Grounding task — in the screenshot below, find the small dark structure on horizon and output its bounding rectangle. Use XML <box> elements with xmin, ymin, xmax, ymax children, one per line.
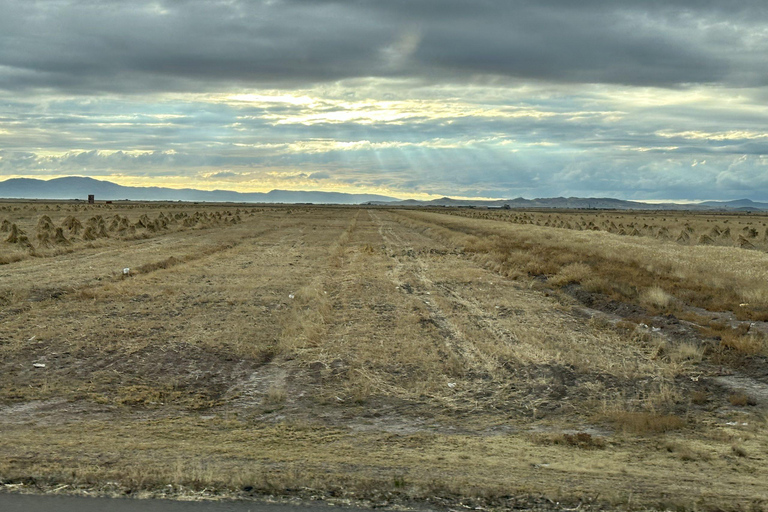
<box><xmin>88</xmin><ymin>194</ymin><xmax>95</xmax><ymax>204</ymax></box>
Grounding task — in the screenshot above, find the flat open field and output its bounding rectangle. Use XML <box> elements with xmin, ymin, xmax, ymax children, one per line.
<box><xmin>1</xmin><ymin>202</ymin><xmax>768</xmax><ymax>511</ymax></box>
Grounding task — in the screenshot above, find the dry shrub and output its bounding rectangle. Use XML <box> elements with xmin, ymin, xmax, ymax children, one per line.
<box><xmin>670</xmin><ymin>342</ymin><xmax>703</xmax><ymax>363</ymax></box>
<box><xmin>728</xmin><ymin>392</ymin><xmax>756</xmax><ymax>407</ymax></box>
<box><xmin>690</xmin><ymin>390</ymin><xmax>708</xmax><ymax>405</ymax></box>
<box><xmin>264</xmin><ymin>385</ymin><xmax>287</xmax><ymax>405</ymax></box>
<box><xmin>0</xmin><ymin>219</ymin><xmax>10</xmax><ymax>232</ymax></box>
<box><xmin>542</xmin><ymin>432</ymin><xmax>606</xmax><ymax>449</ymax></box>
<box><xmin>116</xmin><ymin>385</ymin><xmax>180</xmax><ymax>407</ymax></box>
<box><xmin>343</xmin><ymin>369</ymin><xmax>375</xmax><ymax>404</ymax></box>
<box><xmin>640</xmin><ymin>286</ymin><xmax>673</xmax><ymax>309</ymax></box>
<box><xmin>731</xmin><ymin>444</ymin><xmax>748</xmax><ymax>457</ymax></box>
<box><xmin>719</xmin><ymin>331</ymin><xmax>766</xmax><ymax>355</ymax></box>
<box><xmin>549</xmin><ymin>262</ymin><xmax>592</xmax><ymax>286</ymax></box>
<box><xmin>738</xmin><ymin>286</ymin><xmax>768</xmax><ymax>308</ymax></box>
<box><xmin>664</xmin><ymin>441</ymin><xmax>711</xmax><ymax>462</ymax></box>
<box><xmin>610</xmin><ymin>412</ymin><xmax>686</xmax><ymax>434</ymax></box>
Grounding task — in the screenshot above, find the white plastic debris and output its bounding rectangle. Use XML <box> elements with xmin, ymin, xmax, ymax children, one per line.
<box><xmin>33</xmin><ymin>363</ymin><xmax>46</xmax><ymax>368</ymax></box>
<box><xmin>288</xmin><ymin>293</ymin><xmax>295</xmax><ymax>299</ymax></box>
<box><xmin>447</xmin><ymin>382</ymin><xmax>456</xmax><ymax>388</ymax></box>
<box><xmin>28</xmin><ymin>336</ymin><xmax>36</xmax><ymax>342</ymax></box>
<box><xmin>652</xmin><ymin>327</ymin><xmax>661</xmax><ymax>332</ymax></box>
<box><xmin>123</xmin><ymin>267</ymin><xmax>130</xmax><ymax>275</ymax></box>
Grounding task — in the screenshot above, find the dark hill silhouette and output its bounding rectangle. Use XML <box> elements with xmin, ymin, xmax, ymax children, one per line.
<box><xmin>2</xmin><ymin>177</ymin><xmax>767</xmax><ymax>210</ymax></box>
<box><xmin>0</xmin><ymin>177</ymin><xmax>398</xmax><ymax>204</ymax></box>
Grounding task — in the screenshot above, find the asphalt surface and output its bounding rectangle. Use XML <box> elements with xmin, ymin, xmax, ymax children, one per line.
<box><xmin>0</xmin><ymin>494</ymin><xmax>372</xmax><ymax>512</ymax></box>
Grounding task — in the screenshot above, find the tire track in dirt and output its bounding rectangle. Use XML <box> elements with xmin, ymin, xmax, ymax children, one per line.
<box><xmin>369</xmin><ymin>210</ymin><xmax>503</xmax><ymax>379</ymax></box>
<box><xmin>226</xmin><ymin>213</ymin><xmax>360</xmax><ymax>411</ymax></box>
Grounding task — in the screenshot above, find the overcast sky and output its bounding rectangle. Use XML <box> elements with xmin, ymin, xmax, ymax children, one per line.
<box><xmin>2</xmin><ymin>0</ymin><xmax>768</xmax><ymax>200</ymax></box>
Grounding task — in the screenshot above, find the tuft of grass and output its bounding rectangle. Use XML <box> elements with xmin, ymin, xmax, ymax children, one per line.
<box><xmin>731</xmin><ymin>444</ymin><xmax>748</xmax><ymax>457</ymax></box>
<box><xmin>538</xmin><ymin>432</ymin><xmax>606</xmax><ymax>449</ymax></box>
<box><xmin>640</xmin><ymin>286</ymin><xmax>673</xmax><ymax>309</ymax></box>
<box><xmin>670</xmin><ymin>342</ymin><xmax>704</xmax><ymax>364</ymax></box>
<box><xmin>728</xmin><ymin>392</ymin><xmax>756</xmax><ymax>407</ymax></box>
<box><xmin>609</xmin><ymin>412</ymin><xmax>686</xmax><ymax>434</ymax></box>
<box><xmin>549</xmin><ymin>262</ymin><xmax>592</xmax><ymax>286</ymax></box>
<box><xmin>264</xmin><ymin>385</ymin><xmax>287</xmax><ymax>405</ymax></box>
<box><xmin>690</xmin><ymin>390</ymin><xmax>708</xmax><ymax>405</ymax></box>
<box><xmin>719</xmin><ymin>331</ymin><xmax>766</xmax><ymax>355</ymax></box>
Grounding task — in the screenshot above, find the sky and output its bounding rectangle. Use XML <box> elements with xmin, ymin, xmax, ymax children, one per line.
<box><xmin>2</xmin><ymin>1</ymin><xmax>768</xmax><ymax>201</ymax></box>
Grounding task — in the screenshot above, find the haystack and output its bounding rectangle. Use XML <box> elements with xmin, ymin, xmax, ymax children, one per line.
<box><xmin>36</xmin><ymin>215</ymin><xmax>54</xmax><ymax>231</ymax></box>
<box><xmin>62</xmin><ymin>215</ymin><xmax>83</xmax><ymax>234</ymax></box>
<box><xmin>744</xmin><ymin>227</ymin><xmax>759</xmax><ymax>238</ymax></box>
<box><xmin>82</xmin><ymin>226</ymin><xmax>98</xmax><ymax>241</ymax></box>
<box><xmin>738</xmin><ymin>236</ymin><xmax>755</xmax><ymax>249</ymax></box>
<box><xmin>5</xmin><ymin>224</ymin><xmax>31</xmax><ymax>245</ymax></box>
<box><xmin>53</xmin><ymin>227</ymin><xmax>70</xmax><ymax>245</ymax></box>
<box><xmin>36</xmin><ymin>230</ymin><xmax>52</xmax><ymax>247</ymax></box>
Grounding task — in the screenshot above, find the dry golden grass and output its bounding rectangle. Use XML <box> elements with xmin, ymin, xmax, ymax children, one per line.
<box><xmin>608</xmin><ymin>411</ymin><xmax>686</xmax><ymax>434</ymax></box>
<box><xmin>393</xmin><ymin>209</ymin><xmax>768</xmax><ymax>320</ymax></box>
<box><xmin>640</xmin><ymin>286</ymin><xmax>674</xmax><ymax>309</ymax></box>
<box><xmin>1</xmin><ymin>203</ymin><xmax>768</xmax><ymax>510</ymax></box>
<box><xmin>448</xmin><ymin>207</ymin><xmax>768</xmax><ymax>251</ymax></box>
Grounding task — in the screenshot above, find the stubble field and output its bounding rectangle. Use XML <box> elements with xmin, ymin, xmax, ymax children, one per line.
<box><xmin>1</xmin><ymin>202</ymin><xmax>767</xmax><ymax>511</ymax></box>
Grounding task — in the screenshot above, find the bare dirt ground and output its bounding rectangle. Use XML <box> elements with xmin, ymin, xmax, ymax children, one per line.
<box><xmin>1</xmin><ymin>203</ymin><xmax>767</xmax><ymax>511</ymax></box>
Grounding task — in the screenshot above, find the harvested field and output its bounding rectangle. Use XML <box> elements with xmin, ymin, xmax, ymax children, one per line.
<box><xmin>1</xmin><ymin>202</ymin><xmax>767</xmax><ymax>511</ymax></box>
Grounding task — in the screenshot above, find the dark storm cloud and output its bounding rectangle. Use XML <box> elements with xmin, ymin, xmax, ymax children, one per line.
<box><xmin>2</xmin><ymin>0</ymin><xmax>768</xmax><ymax>93</ymax></box>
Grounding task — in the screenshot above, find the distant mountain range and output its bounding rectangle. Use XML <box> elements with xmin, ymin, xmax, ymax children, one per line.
<box><xmin>0</xmin><ymin>177</ymin><xmax>398</xmax><ymax>204</ymax></box>
<box><xmin>1</xmin><ymin>177</ymin><xmax>767</xmax><ymax>210</ymax></box>
<box><xmin>378</xmin><ymin>196</ymin><xmax>768</xmax><ymax>211</ymax></box>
